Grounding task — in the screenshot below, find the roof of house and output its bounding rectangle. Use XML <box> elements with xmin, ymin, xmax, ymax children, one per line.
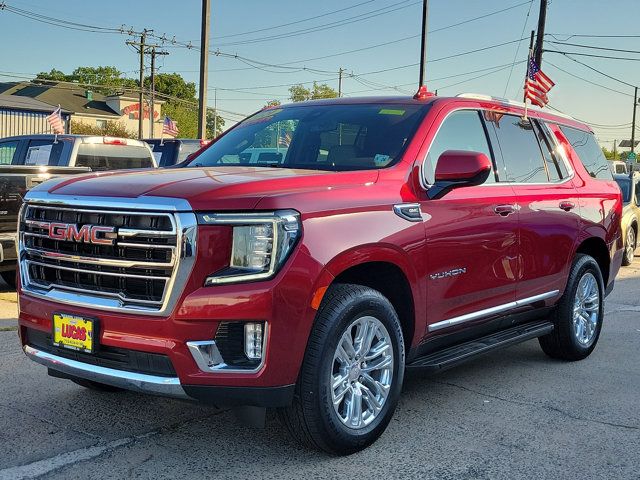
<box><xmin>0</xmin><ymin>94</ymin><xmax>71</xmax><ymax>114</ymax></box>
<box><xmin>0</xmin><ymin>82</ymin><xmax>120</xmax><ymax>117</ymax></box>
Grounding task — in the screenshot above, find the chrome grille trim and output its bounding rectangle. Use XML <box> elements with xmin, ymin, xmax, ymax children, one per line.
<box><xmin>19</xmin><ymin>198</ymin><xmax>197</xmax><ymax>316</ymax></box>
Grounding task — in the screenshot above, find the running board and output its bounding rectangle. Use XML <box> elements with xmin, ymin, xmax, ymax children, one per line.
<box><xmin>407</xmin><ymin>320</ymin><xmax>554</xmax><ymax>372</ymax></box>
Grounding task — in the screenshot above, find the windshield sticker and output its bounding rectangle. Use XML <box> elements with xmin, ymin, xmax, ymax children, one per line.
<box><xmin>378</xmin><ymin>109</ymin><xmax>405</xmax><ymax>116</ymax></box>
<box><xmin>374</xmin><ymin>154</ymin><xmax>391</xmax><ymax>166</ymax></box>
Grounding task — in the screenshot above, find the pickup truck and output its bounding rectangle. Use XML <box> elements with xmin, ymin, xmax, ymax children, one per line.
<box><xmin>16</xmin><ymin>94</ymin><xmax>623</xmax><ymax>454</ymax></box>
<box><xmin>0</xmin><ymin>134</ymin><xmax>155</xmax><ymax>286</ymax></box>
<box><xmin>144</xmin><ymin>138</ymin><xmax>208</xmax><ymax>167</ymax></box>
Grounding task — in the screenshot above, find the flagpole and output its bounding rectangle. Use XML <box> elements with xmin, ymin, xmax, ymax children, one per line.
<box><xmin>523</xmin><ymin>31</ymin><xmax>535</xmax><ymax>122</ymax></box>
<box><xmin>54</xmin><ymin>104</ymin><xmax>60</xmax><ymax>144</ymax></box>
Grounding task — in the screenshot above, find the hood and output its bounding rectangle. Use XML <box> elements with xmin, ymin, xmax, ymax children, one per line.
<box><xmin>38</xmin><ymin>166</ymin><xmax>379</xmax><ymax>211</ymax></box>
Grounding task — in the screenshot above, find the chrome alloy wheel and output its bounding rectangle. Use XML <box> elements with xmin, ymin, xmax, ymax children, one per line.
<box><xmin>627</xmin><ymin>228</ymin><xmax>636</xmax><ymax>262</ymax></box>
<box><xmin>572</xmin><ymin>272</ymin><xmax>600</xmax><ymax>347</ymax></box>
<box><xmin>331</xmin><ymin>316</ymin><xmax>394</xmax><ymax>430</ymax></box>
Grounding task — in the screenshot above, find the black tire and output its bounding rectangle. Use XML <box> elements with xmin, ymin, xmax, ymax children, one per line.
<box><xmin>622</xmin><ymin>225</ymin><xmax>636</xmax><ymax>266</ymax></box>
<box><xmin>0</xmin><ymin>270</ymin><xmax>16</xmax><ymax>288</ymax></box>
<box><xmin>279</xmin><ymin>283</ymin><xmax>405</xmax><ymax>455</ymax></box>
<box><xmin>72</xmin><ymin>378</ymin><xmax>124</xmax><ymax>392</ymax></box>
<box><xmin>539</xmin><ymin>254</ymin><xmax>604</xmax><ymax>361</ymax></box>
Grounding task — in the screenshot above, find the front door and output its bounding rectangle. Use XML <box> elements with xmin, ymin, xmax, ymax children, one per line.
<box><xmin>418</xmin><ymin>107</ymin><xmax>519</xmax><ymax>335</ymax></box>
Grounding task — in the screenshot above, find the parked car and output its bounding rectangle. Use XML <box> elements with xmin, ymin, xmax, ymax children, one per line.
<box><xmin>16</xmin><ymin>94</ymin><xmax>623</xmax><ymax>454</ymax></box>
<box><xmin>0</xmin><ymin>134</ymin><xmax>155</xmax><ymax>286</ymax></box>
<box><xmin>609</xmin><ymin>160</ymin><xmax>628</xmax><ymax>175</ymax></box>
<box><xmin>613</xmin><ymin>173</ymin><xmax>640</xmax><ymax>265</ymax></box>
<box><xmin>144</xmin><ymin>138</ymin><xmax>208</xmax><ymax>167</ymax></box>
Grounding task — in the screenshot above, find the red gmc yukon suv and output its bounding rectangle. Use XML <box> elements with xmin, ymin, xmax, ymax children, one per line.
<box><xmin>17</xmin><ymin>94</ymin><xmax>623</xmax><ymax>454</ymax></box>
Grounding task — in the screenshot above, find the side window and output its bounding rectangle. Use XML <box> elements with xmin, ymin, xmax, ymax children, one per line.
<box><xmin>0</xmin><ymin>141</ymin><xmax>19</xmax><ymax>165</ymax></box>
<box><xmin>24</xmin><ymin>140</ymin><xmax>65</xmax><ymax>166</ymax></box>
<box><xmin>488</xmin><ymin>114</ymin><xmax>548</xmax><ymax>183</ymax></box>
<box><xmin>533</xmin><ymin>120</ymin><xmax>567</xmax><ymax>181</ymax></box>
<box><xmin>425</xmin><ymin>110</ymin><xmax>494</xmax><ymax>184</ymax></box>
<box><xmin>559</xmin><ymin>126</ymin><xmax>613</xmax><ymax>180</ymax></box>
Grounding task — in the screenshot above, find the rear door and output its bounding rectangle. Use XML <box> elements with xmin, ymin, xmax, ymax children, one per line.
<box><xmin>419</xmin><ymin>108</ymin><xmax>519</xmax><ymax>333</ymax></box>
<box><xmin>487</xmin><ymin>113</ymin><xmax>580</xmax><ymax>302</ymax></box>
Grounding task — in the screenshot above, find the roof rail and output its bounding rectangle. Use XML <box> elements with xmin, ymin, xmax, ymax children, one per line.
<box><xmin>455</xmin><ymin>93</ymin><xmax>576</xmax><ymax>121</ymax></box>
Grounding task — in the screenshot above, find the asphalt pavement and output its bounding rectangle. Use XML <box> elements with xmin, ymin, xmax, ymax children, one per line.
<box><xmin>0</xmin><ymin>263</ymin><xmax>638</xmax><ymax>480</ymax></box>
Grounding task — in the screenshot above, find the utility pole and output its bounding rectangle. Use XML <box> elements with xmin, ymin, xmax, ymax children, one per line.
<box><xmin>127</xmin><ymin>29</ymin><xmax>149</xmax><ymax>139</ymax></box>
<box><xmin>534</xmin><ymin>0</ymin><xmax>548</xmax><ymax>66</ymax></box>
<box><xmin>614</xmin><ymin>140</ymin><xmax>617</xmax><ymax>161</ymax></box>
<box><xmin>632</xmin><ymin>86</ymin><xmax>638</xmax><ymax>156</ymax></box>
<box><xmin>149</xmin><ymin>47</ymin><xmax>169</xmax><ymax>137</ymax></box>
<box><xmin>198</xmin><ymin>0</ymin><xmax>211</xmax><ymax>139</ymax></box>
<box><xmin>418</xmin><ymin>0</ymin><xmax>429</xmax><ymax>87</ymax></box>
<box><xmin>338</xmin><ymin>68</ymin><xmax>344</xmax><ymax>97</ymax></box>
<box><xmin>213</xmin><ymin>88</ymin><xmax>218</xmax><ymax>138</ymax></box>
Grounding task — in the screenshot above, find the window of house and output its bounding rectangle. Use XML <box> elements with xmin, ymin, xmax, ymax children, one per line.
<box><xmin>96</xmin><ymin>119</ymin><xmax>107</xmax><ymax>130</ymax></box>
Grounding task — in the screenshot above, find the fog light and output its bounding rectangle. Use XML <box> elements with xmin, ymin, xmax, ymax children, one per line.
<box><xmin>244</xmin><ymin>322</ymin><xmax>264</xmax><ymax>360</ymax></box>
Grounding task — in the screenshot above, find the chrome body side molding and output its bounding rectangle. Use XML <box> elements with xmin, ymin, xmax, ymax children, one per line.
<box><xmin>428</xmin><ymin>290</ymin><xmax>560</xmax><ymax>332</ymax></box>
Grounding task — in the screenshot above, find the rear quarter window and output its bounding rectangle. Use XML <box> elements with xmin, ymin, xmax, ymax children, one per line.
<box><xmin>75</xmin><ymin>144</ymin><xmax>154</xmax><ymax>171</ymax></box>
<box><xmin>560</xmin><ymin>126</ymin><xmax>612</xmax><ymax>180</ymax></box>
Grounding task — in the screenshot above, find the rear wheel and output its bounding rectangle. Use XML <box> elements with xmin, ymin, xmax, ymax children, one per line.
<box><xmin>279</xmin><ymin>284</ymin><xmax>405</xmax><ymax>455</ymax></box>
<box><xmin>622</xmin><ymin>226</ymin><xmax>636</xmax><ymax>266</ymax></box>
<box><xmin>539</xmin><ymin>254</ymin><xmax>604</xmax><ymax>361</ymax></box>
<box><xmin>0</xmin><ymin>271</ymin><xmax>16</xmax><ymax>288</ymax></box>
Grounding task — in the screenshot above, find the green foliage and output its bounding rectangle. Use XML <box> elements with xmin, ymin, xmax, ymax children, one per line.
<box><xmin>37</xmin><ymin>65</ymin><xmax>225</xmax><ymax>139</ymax></box>
<box><xmin>264</xmin><ymin>99</ymin><xmax>282</xmax><ymax>108</ymax></box>
<box><xmin>36</xmin><ymin>66</ymin><xmax>136</xmax><ymax>94</ymax></box>
<box><xmin>288</xmin><ymin>82</ymin><xmax>338</xmax><ymax>102</ymax></box>
<box><xmin>69</xmin><ymin>120</ymin><xmax>136</xmax><ymax>138</ymax></box>
<box><xmin>144</xmin><ymin>73</ymin><xmax>196</xmax><ymax>101</ymax></box>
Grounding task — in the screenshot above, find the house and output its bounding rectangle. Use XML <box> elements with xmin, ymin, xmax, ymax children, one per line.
<box><xmin>0</xmin><ymin>94</ymin><xmax>71</xmax><ymax>137</ymax></box>
<box><xmin>0</xmin><ymin>81</ymin><xmax>166</xmax><ymax>138</ymax></box>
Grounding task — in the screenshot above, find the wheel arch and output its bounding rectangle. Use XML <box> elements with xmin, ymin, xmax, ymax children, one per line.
<box><xmin>575</xmin><ymin>236</ymin><xmax>610</xmax><ymax>286</ymax></box>
<box><xmin>314</xmin><ymin>244</ymin><xmax>423</xmax><ymax>349</ymax></box>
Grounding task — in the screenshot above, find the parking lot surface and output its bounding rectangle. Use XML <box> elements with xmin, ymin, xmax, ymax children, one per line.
<box><xmin>0</xmin><ymin>265</ymin><xmax>638</xmax><ymax>480</ymax></box>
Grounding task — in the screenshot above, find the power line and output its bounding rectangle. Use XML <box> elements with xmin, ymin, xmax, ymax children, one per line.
<box><xmin>503</xmin><ymin>0</ymin><xmax>534</xmax><ymax>96</ymax></box>
<box><xmin>547</xmin><ymin>40</ymin><xmax>640</xmax><ymax>55</ymax></box>
<box><xmin>214</xmin><ymin>1</ymin><xmax>421</xmax><ymax>47</ymax></box>
<box><xmin>543</xmin><ymin>49</ymin><xmax>640</xmax><ymax>62</ymax></box>
<box><xmin>546</xmin><ymin>33</ymin><xmax>640</xmax><ymax>41</ymax></box>
<box><xmin>544</xmin><ymin>60</ymin><xmax>633</xmax><ymax>97</ymax></box>
<box><xmin>213</xmin><ymin>0</ymin><xmax>377</xmax><ymax>40</ymax></box>
<box><xmin>549</xmin><ymin>53</ymin><xmax>637</xmax><ymax>89</ymax></box>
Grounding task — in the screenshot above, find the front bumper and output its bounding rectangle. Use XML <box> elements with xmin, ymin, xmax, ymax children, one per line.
<box><xmin>25</xmin><ymin>345</ymin><xmax>295</xmax><ymax>407</ymax></box>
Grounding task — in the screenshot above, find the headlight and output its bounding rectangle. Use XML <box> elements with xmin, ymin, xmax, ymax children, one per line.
<box><xmin>198</xmin><ymin>210</ymin><xmax>301</xmax><ymax>285</ymax></box>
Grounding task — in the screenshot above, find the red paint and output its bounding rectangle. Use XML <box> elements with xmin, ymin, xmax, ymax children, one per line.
<box><xmin>19</xmin><ymin>96</ymin><xmax>623</xmax><ymax>391</ymax></box>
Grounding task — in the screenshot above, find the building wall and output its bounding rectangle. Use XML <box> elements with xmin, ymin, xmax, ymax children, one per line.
<box><xmin>106</xmin><ymin>97</ymin><xmax>165</xmax><ymax>138</ymax></box>
<box><xmin>0</xmin><ymin>108</ymin><xmax>69</xmax><ymax>138</ymax></box>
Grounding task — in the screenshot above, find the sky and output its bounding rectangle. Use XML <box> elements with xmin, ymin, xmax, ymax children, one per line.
<box><xmin>0</xmin><ymin>0</ymin><xmax>638</xmax><ymax>147</ymax></box>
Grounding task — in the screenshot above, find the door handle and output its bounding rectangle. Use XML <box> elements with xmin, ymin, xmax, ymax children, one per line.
<box><xmin>559</xmin><ymin>201</ymin><xmax>575</xmax><ymax>212</ymax></box>
<box><xmin>494</xmin><ymin>204</ymin><xmax>517</xmax><ymax>217</ymax></box>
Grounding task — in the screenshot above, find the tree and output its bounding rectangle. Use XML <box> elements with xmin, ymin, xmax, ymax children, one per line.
<box><xmin>206</xmin><ymin>109</ymin><xmax>225</xmax><ymax>138</ymax></box>
<box><xmin>288</xmin><ymin>82</ymin><xmax>338</xmax><ymax>102</ymax></box>
<box><xmin>264</xmin><ymin>100</ymin><xmax>282</xmax><ymax>108</ymax></box>
<box><xmin>70</xmin><ymin>120</ymin><xmax>135</xmax><ymax>138</ymax></box>
<box><xmin>145</xmin><ymin>73</ymin><xmax>196</xmax><ymax>101</ymax></box>
<box><xmin>36</xmin><ymin>66</ymin><xmax>136</xmax><ymax>94</ymax></box>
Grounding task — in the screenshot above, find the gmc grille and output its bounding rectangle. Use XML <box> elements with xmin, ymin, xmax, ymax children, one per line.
<box><xmin>19</xmin><ymin>203</ymin><xmax>196</xmax><ymax>314</ymax></box>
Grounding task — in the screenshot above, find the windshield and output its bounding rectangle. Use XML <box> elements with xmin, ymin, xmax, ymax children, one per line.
<box><xmin>615</xmin><ymin>177</ymin><xmax>631</xmax><ymax>203</ymax></box>
<box><xmin>187</xmin><ymin>103</ymin><xmax>428</xmax><ymax>171</ymax></box>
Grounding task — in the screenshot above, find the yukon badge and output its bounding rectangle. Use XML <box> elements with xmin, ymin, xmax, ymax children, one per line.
<box><xmin>430</xmin><ymin>268</ymin><xmax>467</xmax><ymax>280</ymax></box>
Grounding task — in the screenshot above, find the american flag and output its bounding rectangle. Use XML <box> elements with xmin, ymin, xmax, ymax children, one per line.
<box><xmin>46</xmin><ymin>106</ymin><xmax>64</xmax><ymax>134</ymax></box>
<box><xmin>162</xmin><ymin>116</ymin><xmax>178</xmax><ymax>136</ymax></box>
<box><xmin>525</xmin><ymin>58</ymin><xmax>555</xmax><ymax>108</ymax></box>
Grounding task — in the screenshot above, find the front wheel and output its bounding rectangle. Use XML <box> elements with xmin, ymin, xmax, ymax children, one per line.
<box><xmin>539</xmin><ymin>254</ymin><xmax>604</xmax><ymax>361</ymax></box>
<box><xmin>279</xmin><ymin>284</ymin><xmax>405</xmax><ymax>455</ymax></box>
<box><xmin>622</xmin><ymin>226</ymin><xmax>636</xmax><ymax>266</ymax></box>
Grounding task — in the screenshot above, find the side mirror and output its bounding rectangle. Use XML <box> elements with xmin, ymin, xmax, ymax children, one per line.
<box><xmin>427</xmin><ymin>150</ymin><xmax>492</xmax><ymax>199</ymax></box>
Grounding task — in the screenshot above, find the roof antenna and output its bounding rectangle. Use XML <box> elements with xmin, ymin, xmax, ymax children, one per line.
<box><xmin>414</xmin><ymin>0</ymin><xmax>435</xmax><ymax>100</ymax></box>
